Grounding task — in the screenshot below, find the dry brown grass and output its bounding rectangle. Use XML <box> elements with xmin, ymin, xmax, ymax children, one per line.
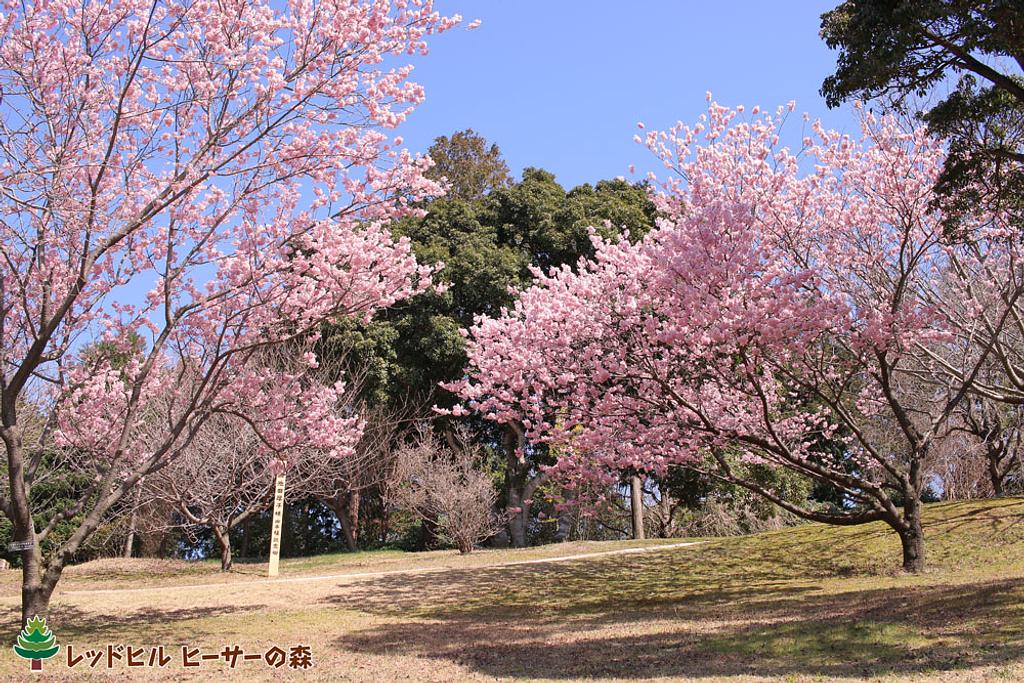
<box><xmin>1</xmin><ymin>500</ymin><xmax>1024</xmax><ymax>681</ymax></box>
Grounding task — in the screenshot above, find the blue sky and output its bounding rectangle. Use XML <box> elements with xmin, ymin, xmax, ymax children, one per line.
<box><xmin>398</xmin><ymin>1</ymin><xmax>860</xmax><ymax>189</ymax></box>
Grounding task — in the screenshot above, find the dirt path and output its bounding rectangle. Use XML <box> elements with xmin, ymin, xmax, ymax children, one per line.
<box><xmin>61</xmin><ymin>540</ymin><xmax>704</xmax><ymax>597</ymax></box>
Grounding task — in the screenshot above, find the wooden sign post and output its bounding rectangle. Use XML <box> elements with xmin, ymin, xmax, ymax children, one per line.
<box><xmin>267</xmin><ymin>473</ymin><xmax>286</xmax><ymax>577</ymax></box>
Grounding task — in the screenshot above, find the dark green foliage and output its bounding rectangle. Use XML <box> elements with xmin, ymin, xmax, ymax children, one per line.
<box><xmin>0</xmin><ymin>451</ymin><xmax>101</xmax><ymax>567</ymax></box>
<box><xmin>321</xmin><ymin>134</ymin><xmax>657</xmax><ymax>414</ymax></box>
<box><xmin>926</xmin><ymin>77</ymin><xmax>1024</xmax><ymax>229</ymax></box>
<box><xmin>653</xmin><ymin>461</ymin><xmax>812</xmax><ymax>537</ymax></box>
<box><xmin>223</xmin><ymin>498</ymin><xmax>349</xmax><ymax>560</ymax></box>
<box><xmin>488</xmin><ymin>168</ymin><xmax>570</xmax><ymax>271</ymax></box>
<box><xmin>662</xmin><ymin>460</ymin><xmax>813</xmax><ymax>517</ymax></box>
<box><xmin>317</xmin><ymin>317</ymin><xmax>402</xmax><ymax>406</ymax></box>
<box><xmin>821</xmin><ymin>0</ymin><xmax>1024</xmax><ymax>228</ymax></box>
<box><xmin>821</xmin><ymin>2</ymin><xmax>1024</xmax><ymax>107</ymax></box>
<box><xmin>309</xmin><ymin>131</ymin><xmax>657</xmax><ymax>551</ymax></box>
<box><xmin>559</xmin><ymin>178</ymin><xmax>659</xmax><ymax>260</ymax></box>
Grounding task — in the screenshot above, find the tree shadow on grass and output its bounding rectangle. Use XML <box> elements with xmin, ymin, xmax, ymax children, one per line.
<box><xmin>325</xmin><ymin>552</ymin><xmax>1024</xmax><ymax>680</ymax></box>
<box><xmin>321</xmin><ymin>545</ymin><xmax>873</xmax><ymax>623</ymax></box>
<box><xmin>926</xmin><ymin>499</ymin><xmax>1024</xmax><ymax>537</ymax></box>
<box><xmin>0</xmin><ymin>603</ymin><xmax>268</xmax><ymax>645</ymax></box>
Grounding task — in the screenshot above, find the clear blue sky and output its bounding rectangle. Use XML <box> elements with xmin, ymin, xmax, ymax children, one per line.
<box><xmin>398</xmin><ymin>0</ymin><xmax>860</xmax><ymax>189</ymax></box>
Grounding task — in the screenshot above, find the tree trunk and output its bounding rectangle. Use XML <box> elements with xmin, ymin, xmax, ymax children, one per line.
<box><xmin>509</xmin><ymin>509</ymin><xmax>528</xmax><ymax>547</ymax></box>
<box><xmin>343</xmin><ymin>490</ymin><xmax>359</xmax><ymax>552</ymax></box>
<box><xmin>555</xmin><ymin>501</ymin><xmax>573</xmax><ymax>543</ymax></box>
<box><xmin>499</xmin><ymin>423</ymin><xmax>550</xmax><ymax>548</ymax></box>
<box><xmin>380</xmin><ymin>508</ymin><xmax>391</xmax><ymax>546</ymax></box>
<box><xmin>630</xmin><ymin>475</ymin><xmax>645</xmax><ymax>540</ymax></box>
<box><xmin>328</xmin><ymin>490</ymin><xmax>360</xmax><ymax>552</ymax></box>
<box><xmin>987</xmin><ymin>445</ymin><xmax>1006</xmax><ymax>497</ymax></box>
<box><xmin>3</xmin><ymin>428</ymin><xmax>55</xmax><ymax>624</ymax></box>
<box><xmin>21</xmin><ymin>578</ymin><xmax>54</xmax><ymax>626</ymax></box>
<box><xmin>503</xmin><ymin>424</ymin><xmax>528</xmax><ymax>548</ymax></box>
<box><xmin>897</xmin><ymin>497</ymin><xmax>925</xmax><ymax>573</ymax></box>
<box><xmin>240</xmin><ymin>518</ymin><xmax>251</xmax><ymax>559</ymax></box>
<box><xmin>213</xmin><ymin>526</ymin><xmax>233</xmax><ymax>572</ymax></box>
<box><xmin>122</xmin><ymin>482</ymin><xmax>142</xmax><ymax>558</ymax></box>
<box><xmin>507</xmin><ymin>488</ymin><xmax>528</xmax><ymax>548</ymax></box>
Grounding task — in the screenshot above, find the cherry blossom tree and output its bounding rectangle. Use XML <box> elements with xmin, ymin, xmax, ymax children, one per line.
<box><xmin>0</xmin><ymin>0</ymin><xmax>464</xmax><ymax>622</ymax></box>
<box><xmin>452</xmin><ymin>100</ymin><xmax>1020</xmax><ymax>572</ymax></box>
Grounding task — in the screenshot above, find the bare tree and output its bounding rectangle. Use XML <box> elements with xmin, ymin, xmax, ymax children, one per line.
<box><xmin>146</xmin><ymin>411</ymin><xmax>341</xmax><ymax>571</ymax></box>
<box><xmin>393</xmin><ymin>426</ymin><xmax>505</xmax><ymax>554</ymax></box>
<box><xmin>646</xmin><ymin>483</ymin><xmax>686</xmax><ymax>540</ymax></box>
<box><xmin>926</xmin><ymin>430</ymin><xmax>994</xmax><ymax>501</ymax></box>
<box><xmin>314</xmin><ymin>398</ymin><xmax>421</xmax><ymax>552</ymax></box>
<box><xmin>956</xmin><ymin>398</ymin><xmax>1024</xmax><ymax>497</ymax></box>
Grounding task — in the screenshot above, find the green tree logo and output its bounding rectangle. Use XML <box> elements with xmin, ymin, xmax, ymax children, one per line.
<box><xmin>13</xmin><ymin>616</ymin><xmax>59</xmax><ymax>672</ymax></box>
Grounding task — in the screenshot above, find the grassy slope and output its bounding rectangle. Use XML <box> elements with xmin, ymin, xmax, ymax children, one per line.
<box><xmin>1</xmin><ymin>499</ymin><xmax>1024</xmax><ymax>681</ymax></box>
<box><xmin>0</xmin><ymin>537</ymin><xmax>687</xmax><ymax>592</ymax></box>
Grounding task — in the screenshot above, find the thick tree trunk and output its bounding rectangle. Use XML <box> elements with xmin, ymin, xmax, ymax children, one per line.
<box><xmin>122</xmin><ymin>512</ymin><xmax>137</xmax><ymax>558</ymax></box>
<box><xmin>503</xmin><ymin>425</ymin><xmax>528</xmax><ymax>549</ymax></box>
<box><xmin>507</xmin><ymin>488</ymin><xmax>529</xmax><ymax>548</ymax></box>
<box><xmin>987</xmin><ymin>445</ymin><xmax>1007</xmax><ymax>497</ymax></box>
<box><xmin>898</xmin><ymin>498</ymin><xmax>926</xmax><ymax>573</ymax></box>
<box><xmin>509</xmin><ymin>508</ymin><xmax>528</xmax><ymax>548</ymax></box>
<box><xmin>328</xmin><ymin>490</ymin><xmax>360</xmax><ymax>552</ymax></box>
<box><xmin>343</xmin><ymin>490</ymin><xmax>359</xmax><ymax>551</ymax></box>
<box><xmin>501</xmin><ymin>424</ymin><xmax>547</xmax><ymax>549</ymax></box>
<box><xmin>630</xmin><ymin>475</ymin><xmax>645</xmax><ymax>540</ymax></box>
<box><xmin>21</xmin><ymin>581</ymin><xmax>54</xmax><ymax>625</ymax></box>
<box><xmin>898</xmin><ymin>523</ymin><xmax>925</xmax><ymax>572</ymax></box>
<box><xmin>3</xmin><ymin>428</ymin><xmax>55</xmax><ymax>624</ymax></box>
<box><xmin>212</xmin><ymin>526</ymin><xmax>233</xmax><ymax>572</ymax></box>
<box><xmin>220</xmin><ymin>541</ymin><xmax>232</xmax><ymax>572</ymax></box>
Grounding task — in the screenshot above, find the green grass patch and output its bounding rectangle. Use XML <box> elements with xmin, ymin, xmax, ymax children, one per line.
<box><xmin>1</xmin><ymin>498</ymin><xmax>1023</xmax><ymax>681</ymax></box>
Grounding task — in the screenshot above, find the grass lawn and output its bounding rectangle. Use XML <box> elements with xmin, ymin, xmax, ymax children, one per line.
<box><xmin>1</xmin><ymin>499</ymin><xmax>1024</xmax><ymax>681</ymax></box>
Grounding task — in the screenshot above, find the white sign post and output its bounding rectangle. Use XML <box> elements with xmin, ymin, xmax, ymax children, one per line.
<box><xmin>267</xmin><ymin>473</ymin><xmax>286</xmax><ymax>577</ymax></box>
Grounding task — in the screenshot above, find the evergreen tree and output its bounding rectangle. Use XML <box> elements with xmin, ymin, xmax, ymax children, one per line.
<box><xmin>13</xmin><ymin>616</ymin><xmax>59</xmax><ymax>671</ymax></box>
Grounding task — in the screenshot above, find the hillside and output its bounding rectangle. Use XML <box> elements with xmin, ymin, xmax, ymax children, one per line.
<box><xmin>1</xmin><ymin>498</ymin><xmax>1023</xmax><ymax>681</ymax></box>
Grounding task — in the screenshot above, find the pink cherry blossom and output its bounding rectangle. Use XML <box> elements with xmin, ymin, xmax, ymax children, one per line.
<box><xmin>0</xmin><ymin>0</ymin><xmax>461</xmax><ymax>620</ymax></box>
<box><xmin>452</xmin><ymin>99</ymin><xmax>1021</xmax><ymax>572</ymax></box>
